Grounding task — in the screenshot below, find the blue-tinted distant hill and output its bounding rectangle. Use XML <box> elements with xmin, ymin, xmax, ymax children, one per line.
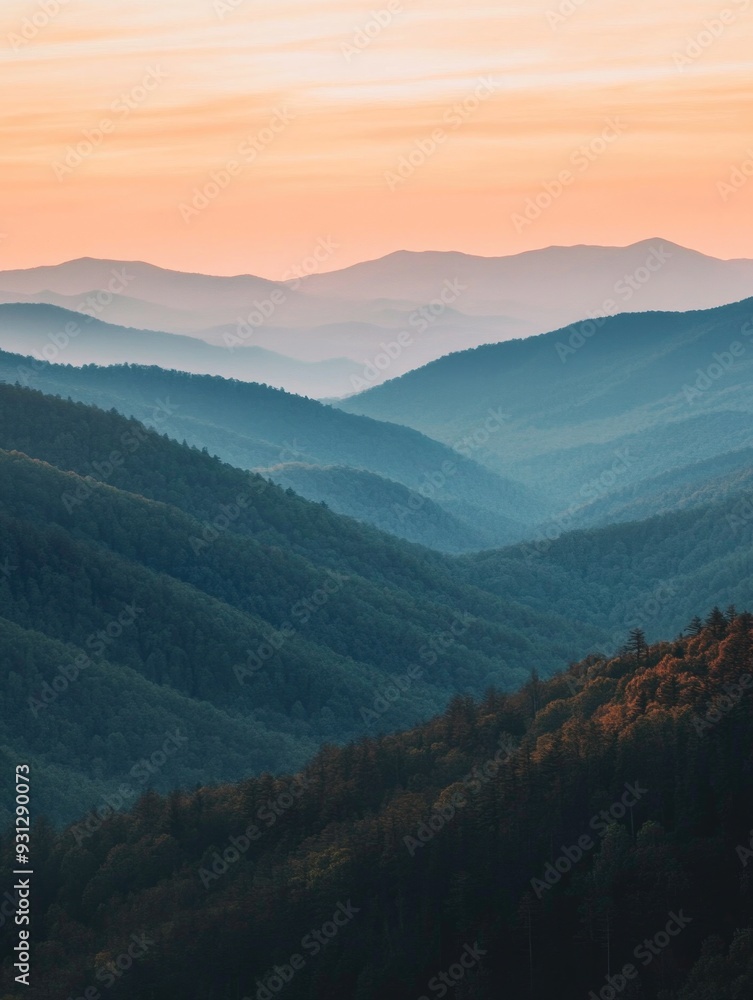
<box><xmin>340</xmin><ymin>297</ymin><xmax>753</xmax><ymax>519</ymax></box>
<box><xmin>0</xmin><ymin>345</ymin><xmax>541</xmax><ymax>549</ymax></box>
<box><xmin>263</xmin><ymin>462</ymin><xmax>493</xmax><ymax>552</ymax></box>
<box><xmin>0</xmin><ymin>301</ymin><xmax>360</xmax><ymax>397</ymax></box>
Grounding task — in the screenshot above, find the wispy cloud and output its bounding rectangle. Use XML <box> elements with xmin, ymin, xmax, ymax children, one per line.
<box><xmin>0</xmin><ymin>0</ymin><xmax>751</xmax><ymax>274</ymax></box>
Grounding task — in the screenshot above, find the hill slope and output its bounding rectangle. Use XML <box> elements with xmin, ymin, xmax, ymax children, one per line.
<box><xmin>0</xmin><ymin>302</ymin><xmax>360</xmax><ymax>397</ymax></box>
<box><xmin>4</xmin><ymin>615</ymin><xmax>752</xmax><ymax>999</ymax></box>
<box><xmin>262</xmin><ymin>462</ymin><xmax>493</xmax><ymax>552</ymax></box>
<box><xmin>340</xmin><ymin>297</ymin><xmax>753</xmax><ymax>519</ymax></box>
<box><xmin>462</xmin><ymin>489</ymin><xmax>753</xmax><ymax>648</ymax></box>
<box><xmin>0</xmin><ymin>351</ymin><xmax>540</xmax><ymax>548</ymax></box>
<box><xmin>0</xmin><ymin>384</ymin><xmax>589</xmax><ymax>824</ymax></box>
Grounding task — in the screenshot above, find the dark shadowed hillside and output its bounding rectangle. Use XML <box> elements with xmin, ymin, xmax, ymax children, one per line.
<box><xmin>3</xmin><ymin>614</ymin><xmax>752</xmax><ymax>999</ymax></box>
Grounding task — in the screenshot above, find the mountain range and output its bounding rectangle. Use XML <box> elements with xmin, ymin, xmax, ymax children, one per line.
<box><xmin>1</xmin><ymin>239</ymin><xmax>752</xmax><ymax>396</ymax></box>
<box><xmin>0</xmin><ymin>382</ymin><xmax>585</xmax><ymax>826</ymax></box>
<box><xmin>340</xmin><ymin>297</ymin><xmax>753</xmax><ymax>517</ymax></box>
<box><xmin>3</xmin><ymin>295</ymin><xmax>752</xmax><ymax>553</ymax></box>
<box><xmin>0</xmin><ymin>377</ymin><xmax>751</xmax><ymax>829</ymax></box>
<box><xmin>0</xmin><ymin>239</ymin><xmax>752</xmax><ymax>998</ymax></box>
<box><xmin>0</xmin><ymin>347</ymin><xmax>537</xmax><ymax>551</ymax></box>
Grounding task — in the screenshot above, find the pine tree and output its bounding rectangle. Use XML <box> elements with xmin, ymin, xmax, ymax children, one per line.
<box><xmin>705</xmin><ymin>606</ymin><xmax>728</xmax><ymax>639</ymax></box>
<box><xmin>686</xmin><ymin>616</ymin><xmax>704</xmax><ymax>636</ymax></box>
<box><xmin>626</xmin><ymin>627</ymin><xmax>647</xmax><ymax>661</ymax></box>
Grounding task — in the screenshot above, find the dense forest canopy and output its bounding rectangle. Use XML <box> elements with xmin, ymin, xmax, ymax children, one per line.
<box><xmin>1</xmin><ymin>613</ymin><xmax>752</xmax><ymax>999</ymax></box>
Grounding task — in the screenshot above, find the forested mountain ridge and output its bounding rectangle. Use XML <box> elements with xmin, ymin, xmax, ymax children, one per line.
<box><xmin>0</xmin><ymin>384</ymin><xmax>595</xmax><ymax>825</ymax></box>
<box><xmin>261</xmin><ymin>462</ymin><xmax>494</xmax><ymax>551</ymax></box>
<box><xmin>561</xmin><ymin>446</ymin><xmax>753</xmax><ymax>530</ymax></box>
<box><xmin>1</xmin><ymin>382</ymin><xmax>752</xmax><ymax>826</ymax></box>
<box><xmin>339</xmin><ymin>297</ymin><xmax>753</xmax><ymax>518</ymax></box>
<box><xmin>461</xmin><ymin>487</ymin><xmax>753</xmax><ymax>646</ymax></box>
<box><xmin>3</xmin><ymin>612</ymin><xmax>752</xmax><ymax>999</ymax></box>
<box><xmin>0</xmin><ymin>382</ymin><xmax>529</xmax><ymax>594</ymax></box>
<box><xmin>0</xmin><ymin>350</ymin><xmax>539</xmax><ymax>548</ymax></box>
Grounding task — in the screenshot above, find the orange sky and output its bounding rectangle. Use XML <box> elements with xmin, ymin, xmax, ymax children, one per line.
<box><xmin>1</xmin><ymin>0</ymin><xmax>752</xmax><ymax>277</ymax></box>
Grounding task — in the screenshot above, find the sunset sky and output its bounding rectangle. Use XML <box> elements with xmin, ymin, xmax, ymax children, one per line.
<box><xmin>1</xmin><ymin>0</ymin><xmax>752</xmax><ymax>276</ymax></box>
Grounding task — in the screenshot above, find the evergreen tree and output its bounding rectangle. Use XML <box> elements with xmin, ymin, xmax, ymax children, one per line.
<box><xmin>686</xmin><ymin>616</ymin><xmax>704</xmax><ymax>636</ymax></box>
<box><xmin>626</xmin><ymin>627</ymin><xmax>647</xmax><ymax>661</ymax></box>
